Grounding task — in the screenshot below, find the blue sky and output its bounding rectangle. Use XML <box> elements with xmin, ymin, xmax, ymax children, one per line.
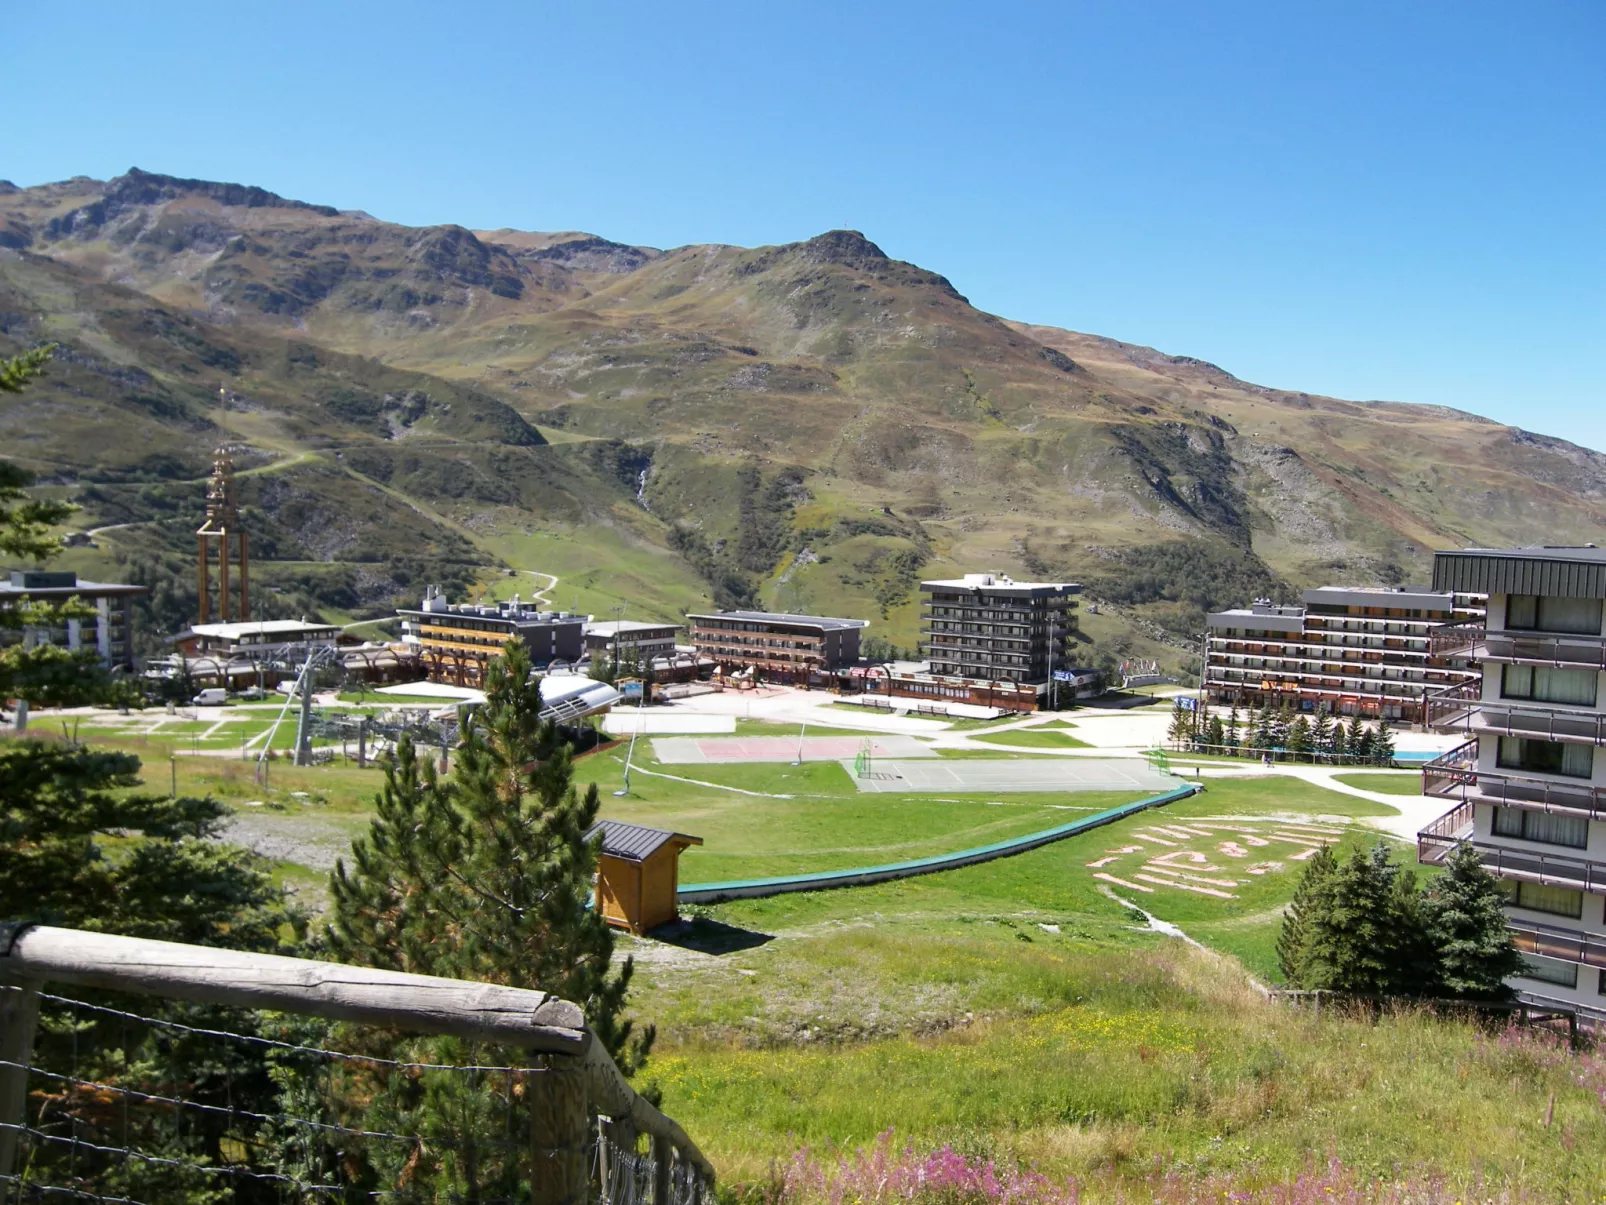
<box><xmin>11</xmin><ymin>1</ymin><xmax>1605</xmax><ymax>447</ymax></box>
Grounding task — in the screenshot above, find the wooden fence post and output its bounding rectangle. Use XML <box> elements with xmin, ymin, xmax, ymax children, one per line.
<box><xmin>652</xmin><ymin>1134</ymin><xmax>673</xmax><ymax>1205</ymax></box>
<box><xmin>530</xmin><ymin>1053</ymin><xmax>588</xmax><ymax>1205</ymax></box>
<box><xmin>0</xmin><ymin>980</ymin><xmax>42</xmax><ymax>1180</ymax></box>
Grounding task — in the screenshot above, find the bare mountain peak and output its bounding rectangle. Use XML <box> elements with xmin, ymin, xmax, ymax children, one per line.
<box><xmin>798</xmin><ymin>229</ymin><xmax>889</xmax><ymax>268</ymax></box>
<box><xmin>105</xmin><ymin>168</ymin><xmax>340</xmax><ymax>218</ymax></box>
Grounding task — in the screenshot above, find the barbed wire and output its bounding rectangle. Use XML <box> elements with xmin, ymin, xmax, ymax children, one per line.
<box><xmin>6</xmin><ymin>990</ymin><xmax>711</xmax><ymax>1205</ymax></box>
<box><xmin>35</xmin><ymin>991</ymin><xmax>540</xmax><ymax>1073</ymax></box>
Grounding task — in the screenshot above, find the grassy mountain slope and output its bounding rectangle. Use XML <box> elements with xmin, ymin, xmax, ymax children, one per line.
<box><xmin>4</xmin><ymin>169</ymin><xmax>1603</xmax><ymax>663</ymax></box>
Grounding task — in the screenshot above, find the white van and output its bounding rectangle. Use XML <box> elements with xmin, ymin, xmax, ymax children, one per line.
<box><xmin>191</xmin><ymin>688</ymin><xmax>228</xmax><ymax>706</ymax></box>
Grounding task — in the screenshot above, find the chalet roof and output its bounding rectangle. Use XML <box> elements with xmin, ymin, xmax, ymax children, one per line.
<box><xmin>587</xmin><ymin>820</ymin><xmax>703</xmax><ymax>863</ymax></box>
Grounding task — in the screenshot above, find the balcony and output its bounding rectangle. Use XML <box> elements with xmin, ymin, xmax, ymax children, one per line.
<box><xmin>1418</xmin><ymin>804</ymin><xmax>1606</xmax><ymax>893</ymax></box>
<box><xmin>1425</xmin><ymin>681</ymin><xmax>1606</xmax><ymax>745</ymax></box>
<box><xmin>1430</xmin><ymin>622</ymin><xmax>1606</xmax><ymax>669</ymax></box>
<box><xmin>1422</xmin><ymin>740</ymin><xmax>1606</xmax><ymax>819</ymax></box>
<box><xmin>1507</xmin><ymin>917</ymin><xmax>1606</xmax><ymax>971</ymax></box>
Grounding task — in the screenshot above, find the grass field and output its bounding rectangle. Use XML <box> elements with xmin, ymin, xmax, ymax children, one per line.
<box><xmin>1332</xmin><ymin>771</ymin><xmax>1426</xmax><ymax>795</ymax></box>
<box><xmin>35</xmin><ymin>715</ymin><xmax>1584</xmax><ymax>1197</ymax></box>
<box><xmin>970</xmin><ymin>729</ymin><xmax>1092</xmax><ymax>749</ymax></box>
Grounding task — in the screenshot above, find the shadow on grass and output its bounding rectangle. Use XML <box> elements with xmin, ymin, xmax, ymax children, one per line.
<box><xmin>652</xmin><ymin>916</ymin><xmax>776</xmax><ymax>955</ymax></box>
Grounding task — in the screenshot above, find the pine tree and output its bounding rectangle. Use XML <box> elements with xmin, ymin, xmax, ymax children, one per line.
<box><xmin>1277</xmin><ymin>845</ymin><xmax>1337</xmax><ymax>985</ymax></box>
<box><xmin>329</xmin><ymin>639</ymin><xmax>651</xmax><ymax>1071</ymax></box>
<box><xmin>1330</xmin><ymin>719</ymin><xmax>1349</xmax><ymax>760</ymax></box>
<box><xmin>1371</xmin><ymin>718</ymin><xmax>1397</xmax><ymax>766</ymax></box>
<box><xmin>1312</xmin><ymin>711</ymin><xmax>1334</xmax><ymax>759</ymax></box>
<box><xmin>1226</xmin><ymin>704</ymin><xmax>1241</xmax><ymax>751</ymax></box>
<box><xmin>1287</xmin><ymin>715</ymin><xmax>1312</xmax><ymax>758</ymax></box>
<box><xmin>1299</xmin><ymin>842</ymin><xmax>1430</xmax><ymax>995</ymax></box>
<box><xmin>1205</xmin><ymin>714</ymin><xmax>1225</xmax><ymax>749</ymax></box>
<box><xmin>1167</xmin><ymin>700</ymin><xmax>1192</xmax><ymax>745</ymax></box>
<box><xmin>1270</xmin><ymin>701</ymin><xmax>1293</xmax><ymax>749</ymax></box>
<box><xmin>1251</xmin><ymin>703</ymin><xmax>1275</xmax><ymax>750</ymax></box>
<box><xmin>1423</xmin><ymin>843</ymin><xmax>1523</xmax><ymax>1000</ymax></box>
<box><xmin>1342</xmin><ymin>716</ymin><xmax>1368</xmax><ymax>764</ymax></box>
<box><xmin>0</xmin><ymin>738</ymin><xmax>298</xmax><ymax>946</ymax></box>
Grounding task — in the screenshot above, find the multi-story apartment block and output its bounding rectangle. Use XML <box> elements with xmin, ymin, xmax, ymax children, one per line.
<box><xmin>919</xmin><ymin>574</ymin><xmax>1079</xmax><ymax>694</ymax></box>
<box><xmin>582</xmin><ymin>620</ymin><xmax>682</xmax><ymax>666</ymax></box>
<box><xmin>1418</xmin><ymin>546</ymin><xmax>1606</xmax><ymax>1021</ymax></box>
<box><xmin>688</xmin><ymin>611</ymin><xmax>867</xmax><ymax>683</ymax></box>
<box><xmin>1204</xmin><ymin>586</ymin><xmax>1483</xmax><ymax>723</ymax></box>
<box><xmin>0</xmin><ymin>570</ymin><xmax>147</xmax><ymax>671</ymax></box>
<box><xmin>398</xmin><ymin>587</ymin><xmax>584</xmax><ymax>687</ymax></box>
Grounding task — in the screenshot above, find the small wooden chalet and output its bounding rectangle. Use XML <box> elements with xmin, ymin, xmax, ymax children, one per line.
<box><xmin>587</xmin><ymin>820</ymin><xmax>704</xmax><ymax>935</ymax></box>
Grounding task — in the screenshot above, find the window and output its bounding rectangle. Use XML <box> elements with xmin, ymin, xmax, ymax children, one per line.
<box><xmin>1491</xmin><ymin>806</ymin><xmax>1589</xmax><ymax>849</ymax></box>
<box><xmin>1519</xmin><ymin>954</ymin><xmax>1580</xmax><ymax>989</ymax></box>
<box><xmin>1501</xmin><ymin>880</ymin><xmax>1585</xmax><ymax>918</ymax></box>
<box><xmin>1507</xmin><ymin>594</ymin><xmax>1603</xmax><ymax>636</ymax></box>
<box><xmin>1498</xmin><ymin>737</ymin><xmax>1594</xmax><ymax>779</ymax></box>
<box><xmin>1501</xmin><ymin>664</ymin><xmax>1599</xmax><ymax>707</ymax></box>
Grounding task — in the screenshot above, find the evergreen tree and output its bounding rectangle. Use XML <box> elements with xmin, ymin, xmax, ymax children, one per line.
<box><xmin>0</xmin><ymin>346</ymin><xmax>130</xmax><ymax>715</ymax></box>
<box><xmin>1277</xmin><ymin>845</ymin><xmax>1337</xmax><ymax>985</ymax></box>
<box><xmin>1226</xmin><ymin>704</ymin><xmax>1241</xmax><ymax>750</ymax></box>
<box><xmin>1330</xmin><ymin>719</ymin><xmax>1349</xmax><ymax>760</ymax></box>
<box><xmin>329</xmin><ymin>639</ymin><xmax>651</xmax><ymax>1071</ymax></box>
<box><xmin>1299</xmin><ymin>842</ymin><xmax>1428</xmax><ymax>995</ymax></box>
<box><xmin>1312</xmin><ymin>711</ymin><xmax>1334</xmax><ymax>759</ymax></box>
<box><xmin>1270</xmin><ymin>700</ymin><xmax>1293</xmax><ymax>748</ymax></box>
<box><xmin>1423</xmin><ymin>843</ymin><xmax>1524</xmax><ymax>1000</ymax></box>
<box><xmin>1167</xmin><ymin>700</ymin><xmax>1196</xmax><ymax>746</ymax></box>
<box><xmin>1251</xmin><ymin>703</ymin><xmax>1275</xmax><ymax>750</ymax></box>
<box><xmin>1287</xmin><ymin>715</ymin><xmax>1313</xmax><ymax>758</ymax></box>
<box><xmin>0</xmin><ymin>738</ymin><xmax>298</xmax><ymax>946</ymax></box>
<box><xmin>1371</xmin><ymin>718</ymin><xmax>1397</xmax><ymax>766</ymax></box>
<box><xmin>1345</xmin><ymin>715</ymin><xmax>1368</xmax><ymax>763</ymax></box>
<box><xmin>1205</xmin><ymin>713</ymin><xmax>1225</xmax><ymax>749</ymax></box>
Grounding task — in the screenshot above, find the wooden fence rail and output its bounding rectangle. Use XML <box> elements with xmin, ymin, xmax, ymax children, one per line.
<box><xmin>0</xmin><ymin>923</ymin><xmax>714</xmax><ymax>1200</ymax></box>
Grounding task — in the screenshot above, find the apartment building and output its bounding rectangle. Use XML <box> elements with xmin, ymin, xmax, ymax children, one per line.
<box><xmin>1204</xmin><ymin>586</ymin><xmax>1483</xmax><ymax>723</ymax></box>
<box><xmin>919</xmin><ymin>573</ymin><xmax>1079</xmax><ymax>694</ymax></box>
<box><xmin>398</xmin><ymin>587</ymin><xmax>584</xmax><ymax>687</ymax></box>
<box><xmin>582</xmin><ymin>620</ymin><xmax>681</xmax><ymax>665</ymax></box>
<box><xmin>1418</xmin><ymin>546</ymin><xmax>1606</xmax><ymax>1021</ymax></box>
<box><xmin>0</xmin><ymin>570</ymin><xmax>147</xmax><ymax>670</ymax></box>
<box><xmin>688</xmin><ymin>611</ymin><xmax>867</xmax><ymax>683</ymax></box>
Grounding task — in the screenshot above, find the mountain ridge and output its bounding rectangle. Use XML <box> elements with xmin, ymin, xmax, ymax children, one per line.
<box><xmin>2</xmin><ymin>168</ymin><xmax>1601</xmax><ymax>670</ymax></box>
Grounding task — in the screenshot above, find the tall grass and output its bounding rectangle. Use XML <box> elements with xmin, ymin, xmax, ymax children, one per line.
<box><xmin>659</xmin><ymin>946</ymin><xmax>1606</xmax><ymax>1201</ymax></box>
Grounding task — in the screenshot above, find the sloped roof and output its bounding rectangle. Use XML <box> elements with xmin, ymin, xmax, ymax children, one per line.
<box><xmin>587</xmin><ymin>819</ymin><xmax>703</xmax><ymax>863</ymax></box>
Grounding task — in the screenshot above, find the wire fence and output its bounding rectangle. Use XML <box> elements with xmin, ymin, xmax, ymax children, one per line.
<box><xmin>1</xmin><ymin>985</ymin><xmax>705</xmax><ymax>1205</ymax></box>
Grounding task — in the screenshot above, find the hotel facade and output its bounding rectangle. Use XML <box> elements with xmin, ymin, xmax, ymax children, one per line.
<box><xmin>1418</xmin><ymin>546</ymin><xmax>1606</xmax><ymax>1021</ymax></box>
<box><xmin>688</xmin><ymin>610</ymin><xmax>867</xmax><ymax>683</ymax></box>
<box><xmin>1204</xmin><ymin>586</ymin><xmax>1483</xmax><ymax>723</ymax></box>
<box><xmin>399</xmin><ymin>587</ymin><xmax>585</xmax><ymax>687</ymax></box>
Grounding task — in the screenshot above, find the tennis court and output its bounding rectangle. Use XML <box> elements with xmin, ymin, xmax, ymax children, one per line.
<box><xmin>652</xmin><ymin>734</ymin><xmax>935</xmax><ymax>764</ymax></box>
<box><xmin>845</xmin><ymin>757</ymin><xmax>1178</xmax><ymax>794</ymax></box>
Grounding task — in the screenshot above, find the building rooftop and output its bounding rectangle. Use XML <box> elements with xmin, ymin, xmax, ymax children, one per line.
<box><xmin>182</xmin><ymin>619</ymin><xmax>340</xmax><ymax>640</ymax></box>
<box><xmin>1303</xmin><ymin>585</ymin><xmax>1455</xmax><ymax>609</ymax></box>
<box><xmin>584</xmin><ymin>620</ymin><xmax>681</xmax><ymax>636</ymax></box>
<box><xmin>921</xmin><ymin>573</ymin><xmax>1080</xmax><ymax>591</ymax></box>
<box><xmin>586</xmin><ymin>819</ymin><xmax>703</xmax><ymax>863</ymax></box>
<box><xmin>1</xmin><ymin>570</ymin><xmax>147</xmax><ymax>597</ymax></box>
<box><xmin>688</xmin><ymin>610</ymin><xmax>869</xmax><ymax>631</ymax></box>
<box><xmin>1437</xmin><ymin>545</ymin><xmax>1606</xmax><ymax>563</ymax></box>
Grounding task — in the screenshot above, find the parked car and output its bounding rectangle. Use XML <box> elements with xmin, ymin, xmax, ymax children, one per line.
<box><xmin>237</xmin><ymin>686</ymin><xmax>266</xmax><ymax>701</ymax></box>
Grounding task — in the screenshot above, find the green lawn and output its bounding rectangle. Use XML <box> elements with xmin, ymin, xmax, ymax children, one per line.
<box><xmin>1332</xmin><ymin>771</ymin><xmax>1426</xmax><ymax>795</ymax></box>
<box><xmin>970</xmin><ymin>728</ymin><xmax>1091</xmax><ymax>749</ymax></box>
